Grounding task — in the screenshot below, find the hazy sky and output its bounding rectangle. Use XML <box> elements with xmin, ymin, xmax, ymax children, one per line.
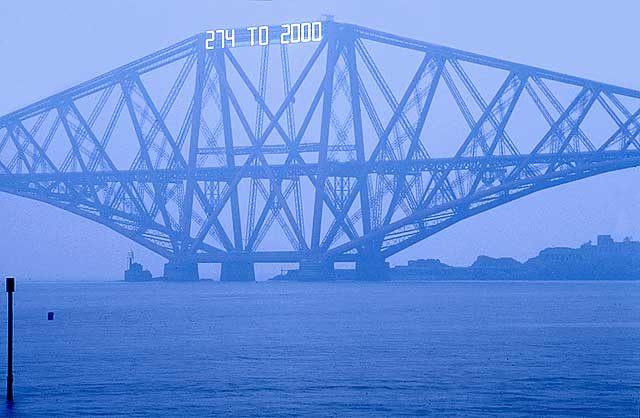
<box><xmin>0</xmin><ymin>1</ymin><xmax>639</xmax><ymax>280</ymax></box>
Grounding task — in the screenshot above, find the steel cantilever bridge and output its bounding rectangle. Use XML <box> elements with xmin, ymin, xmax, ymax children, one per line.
<box><xmin>1</xmin><ymin>20</ymin><xmax>639</xmax><ymax>281</ymax></box>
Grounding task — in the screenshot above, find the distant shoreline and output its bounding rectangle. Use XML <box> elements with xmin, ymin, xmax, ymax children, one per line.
<box><xmin>271</xmin><ymin>234</ymin><xmax>640</xmax><ymax>282</ymax></box>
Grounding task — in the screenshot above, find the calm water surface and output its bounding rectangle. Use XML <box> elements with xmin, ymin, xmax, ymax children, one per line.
<box><xmin>1</xmin><ymin>280</ymin><xmax>639</xmax><ymax>417</ymax></box>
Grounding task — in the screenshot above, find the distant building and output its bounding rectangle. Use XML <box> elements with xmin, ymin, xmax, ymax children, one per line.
<box><xmin>390</xmin><ymin>234</ymin><xmax>640</xmax><ymax>281</ymax></box>
<box><xmin>524</xmin><ymin>235</ymin><xmax>640</xmax><ymax>280</ymax></box>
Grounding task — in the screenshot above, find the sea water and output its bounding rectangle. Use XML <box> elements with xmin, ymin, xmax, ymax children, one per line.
<box><xmin>1</xmin><ymin>280</ymin><xmax>638</xmax><ymax>417</ymax></box>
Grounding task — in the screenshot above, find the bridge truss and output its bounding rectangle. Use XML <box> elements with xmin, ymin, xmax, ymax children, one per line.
<box><xmin>1</xmin><ymin>20</ymin><xmax>639</xmax><ymax>279</ymax></box>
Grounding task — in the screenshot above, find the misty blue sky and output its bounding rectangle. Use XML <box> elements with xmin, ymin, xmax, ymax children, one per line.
<box><xmin>0</xmin><ymin>1</ymin><xmax>639</xmax><ymax>280</ymax></box>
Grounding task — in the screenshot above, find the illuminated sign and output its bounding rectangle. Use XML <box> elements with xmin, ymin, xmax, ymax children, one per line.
<box><xmin>205</xmin><ymin>21</ymin><xmax>323</xmax><ymax>49</ymax></box>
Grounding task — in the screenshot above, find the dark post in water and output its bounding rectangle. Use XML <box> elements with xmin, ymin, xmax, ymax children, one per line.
<box><xmin>6</xmin><ymin>277</ymin><xmax>14</xmax><ymax>401</ymax></box>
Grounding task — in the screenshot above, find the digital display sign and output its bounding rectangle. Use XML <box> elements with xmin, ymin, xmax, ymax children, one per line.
<box><xmin>205</xmin><ymin>21</ymin><xmax>323</xmax><ymax>49</ymax></box>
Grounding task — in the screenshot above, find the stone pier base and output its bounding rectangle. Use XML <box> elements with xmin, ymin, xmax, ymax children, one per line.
<box><xmin>220</xmin><ymin>262</ymin><xmax>256</xmax><ymax>282</ymax></box>
<box><xmin>355</xmin><ymin>258</ymin><xmax>390</xmax><ymax>281</ymax></box>
<box><xmin>163</xmin><ymin>260</ymin><xmax>200</xmax><ymax>281</ymax></box>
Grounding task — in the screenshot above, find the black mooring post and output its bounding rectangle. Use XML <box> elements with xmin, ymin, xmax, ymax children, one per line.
<box><xmin>6</xmin><ymin>277</ymin><xmax>14</xmax><ymax>402</ymax></box>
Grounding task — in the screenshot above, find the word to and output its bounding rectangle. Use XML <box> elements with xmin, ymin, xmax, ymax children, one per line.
<box><xmin>205</xmin><ymin>22</ymin><xmax>323</xmax><ymax>49</ymax></box>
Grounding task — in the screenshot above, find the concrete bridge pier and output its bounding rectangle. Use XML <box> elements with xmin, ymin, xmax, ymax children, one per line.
<box><xmin>163</xmin><ymin>260</ymin><xmax>200</xmax><ymax>281</ymax></box>
<box><xmin>298</xmin><ymin>260</ymin><xmax>335</xmax><ymax>280</ymax></box>
<box><xmin>355</xmin><ymin>258</ymin><xmax>390</xmax><ymax>281</ymax></box>
<box><xmin>220</xmin><ymin>261</ymin><xmax>256</xmax><ymax>282</ymax></box>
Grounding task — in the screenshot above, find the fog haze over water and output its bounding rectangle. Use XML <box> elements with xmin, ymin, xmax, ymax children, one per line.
<box><xmin>0</xmin><ymin>3</ymin><xmax>638</xmax><ymax>417</ymax></box>
<box><xmin>1</xmin><ymin>1</ymin><xmax>640</xmax><ymax>280</ymax></box>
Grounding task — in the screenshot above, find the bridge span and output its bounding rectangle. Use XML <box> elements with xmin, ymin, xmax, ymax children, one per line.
<box><xmin>1</xmin><ymin>20</ymin><xmax>639</xmax><ymax>280</ymax></box>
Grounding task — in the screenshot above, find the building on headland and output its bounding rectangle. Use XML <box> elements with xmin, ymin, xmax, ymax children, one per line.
<box><xmin>391</xmin><ymin>234</ymin><xmax>640</xmax><ymax>281</ymax></box>
<box><xmin>522</xmin><ymin>234</ymin><xmax>640</xmax><ymax>280</ymax></box>
<box><xmin>270</xmin><ymin>235</ymin><xmax>640</xmax><ymax>281</ymax></box>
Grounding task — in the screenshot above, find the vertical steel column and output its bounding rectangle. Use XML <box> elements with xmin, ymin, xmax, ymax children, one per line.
<box><xmin>345</xmin><ymin>35</ymin><xmax>372</xmax><ymax>238</ymax></box>
<box><xmin>215</xmin><ymin>50</ymin><xmax>244</xmax><ymax>251</ymax></box>
<box><xmin>311</xmin><ymin>32</ymin><xmax>339</xmax><ymax>251</ymax></box>
<box><xmin>181</xmin><ymin>39</ymin><xmax>206</xmax><ymax>252</ymax></box>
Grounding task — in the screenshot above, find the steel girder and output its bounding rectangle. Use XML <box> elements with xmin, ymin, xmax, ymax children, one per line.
<box><xmin>0</xmin><ymin>21</ymin><xmax>640</xmax><ymax>264</ymax></box>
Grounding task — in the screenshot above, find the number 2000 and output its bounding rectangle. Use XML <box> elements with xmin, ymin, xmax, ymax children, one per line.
<box><xmin>281</xmin><ymin>22</ymin><xmax>322</xmax><ymax>44</ymax></box>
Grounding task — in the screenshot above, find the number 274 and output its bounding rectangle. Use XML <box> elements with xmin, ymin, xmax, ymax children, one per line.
<box><xmin>205</xmin><ymin>29</ymin><xmax>236</xmax><ymax>49</ymax></box>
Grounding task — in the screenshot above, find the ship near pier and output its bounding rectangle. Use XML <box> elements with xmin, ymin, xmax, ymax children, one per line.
<box><xmin>124</xmin><ymin>251</ymin><xmax>152</xmax><ymax>282</ymax></box>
